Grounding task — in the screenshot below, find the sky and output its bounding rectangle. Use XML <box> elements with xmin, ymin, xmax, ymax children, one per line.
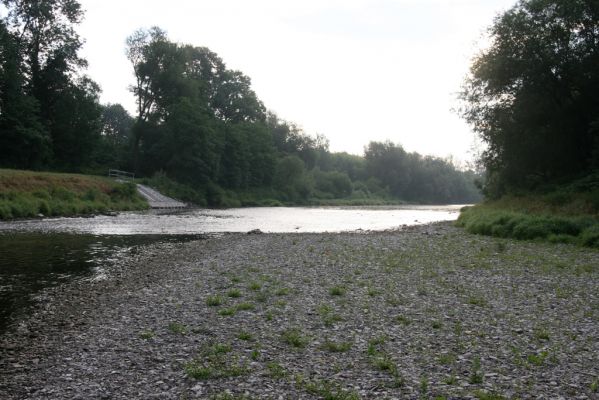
<box><xmin>77</xmin><ymin>0</ymin><xmax>516</xmax><ymax>163</ymax></box>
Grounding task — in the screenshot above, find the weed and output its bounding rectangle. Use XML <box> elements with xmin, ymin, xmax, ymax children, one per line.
<box><xmin>438</xmin><ymin>353</ymin><xmax>456</xmax><ymax>365</ymax></box>
<box><xmin>168</xmin><ymin>322</ymin><xmax>187</xmax><ymax>334</ymax></box>
<box><xmin>237</xmin><ymin>331</ymin><xmax>253</xmax><ymax>341</ymax></box>
<box><xmin>275</xmin><ymin>299</ymin><xmax>287</xmax><ymax>308</ymax></box>
<box><xmin>250</xmin><ymin>349</ymin><xmax>260</xmax><ymax>360</ymax></box>
<box><xmin>265</xmin><ymin>311</ymin><xmax>274</xmax><ymax>321</ymax></box>
<box><xmin>322</xmin><ymin>340</ymin><xmax>352</xmax><ymax>352</ymax></box>
<box><xmin>248</xmin><ymin>282</ymin><xmax>261</xmax><ymax>291</ymax></box>
<box><xmin>255</xmin><ymin>292</ymin><xmax>269</xmax><ymax>303</ymax></box>
<box><xmin>281</xmin><ymin>328</ymin><xmax>309</xmax><ymax>348</ymax></box>
<box><xmin>443</xmin><ymin>375</ymin><xmax>457</xmax><ymax>385</ymax></box>
<box><xmin>367</xmin><ymin>287</ymin><xmax>381</xmax><ymax>297</ymax></box>
<box><xmin>469</xmin><ymin>357</ymin><xmax>483</xmax><ymax>384</ymax></box>
<box><xmin>590</xmin><ymin>378</ymin><xmax>598</xmax><ymax>393</ymax></box>
<box><xmin>432</xmin><ymin>320</ymin><xmax>443</xmax><ymax>329</ymax></box>
<box><xmin>236</xmin><ymin>302</ymin><xmax>255</xmax><ymax>311</ymax></box>
<box><xmin>227</xmin><ymin>288</ymin><xmax>242</xmax><ymax>298</ymax></box>
<box><xmin>533</xmin><ymin>327</ymin><xmax>550</xmax><ymax>341</ymax></box>
<box><xmin>275</xmin><ymin>287</ymin><xmax>289</xmax><ymax>296</ymax></box>
<box><xmin>420</xmin><ymin>377</ymin><xmax>428</xmax><ymax>395</ymax></box>
<box><xmin>267</xmin><ymin>361</ymin><xmax>287</xmax><ymax>379</ymax></box>
<box><xmin>329</xmin><ymin>285</ymin><xmax>346</xmax><ymax>296</ymax></box>
<box><xmin>468</xmin><ymin>295</ymin><xmax>488</xmax><ymax>307</ymax></box>
<box><xmin>474</xmin><ymin>390</ymin><xmax>507</xmax><ymax>400</ymax></box>
<box><xmin>139</xmin><ymin>330</ymin><xmax>154</xmax><ymax>339</ymax></box>
<box><xmin>303</xmin><ymin>378</ymin><xmax>360</xmax><ymax>400</ymax></box>
<box><xmin>206</xmin><ymin>295</ymin><xmax>223</xmax><ymax>307</ymax></box>
<box><xmin>317</xmin><ymin>304</ymin><xmax>343</xmax><ymax>327</ymax></box>
<box><xmin>218</xmin><ymin>307</ymin><xmax>237</xmax><ymax>316</ymax></box>
<box><xmin>395</xmin><ymin>315</ymin><xmax>411</xmax><ymax>326</ymax></box>
<box><xmin>527</xmin><ymin>350</ymin><xmax>548</xmax><ymax>366</ymax></box>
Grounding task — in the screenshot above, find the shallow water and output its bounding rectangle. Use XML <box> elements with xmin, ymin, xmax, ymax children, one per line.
<box><xmin>0</xmin><ymin>205</ymin><xmax>464</xmax><ymax>332</ymax></box>
<box><xmin>0</xmin><ymin>205</ymin><xmax>464</xmax><ymax>235</ymax></box>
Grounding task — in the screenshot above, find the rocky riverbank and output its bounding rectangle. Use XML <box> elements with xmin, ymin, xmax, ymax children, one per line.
<box><xmin>0</xmin><ymin>223</ymin><xmax>598</xmax><ymax>399</ymax></box>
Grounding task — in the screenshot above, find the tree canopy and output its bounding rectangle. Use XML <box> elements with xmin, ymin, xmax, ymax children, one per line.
<box><xmin>461</xmin><ymin>0</ymin><xmax>599</xmax><ymax>197</ymax></box>
<box><xmin>0</xmin><ymin>2</ymin><xmax>481</xmax><ymax>206</ymax></box>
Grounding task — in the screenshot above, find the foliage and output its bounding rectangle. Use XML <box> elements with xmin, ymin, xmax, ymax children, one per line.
<box><xmin>461</xmin><ymin>0</ymin><xmax>599</xmax><ymax>196</ymax></box>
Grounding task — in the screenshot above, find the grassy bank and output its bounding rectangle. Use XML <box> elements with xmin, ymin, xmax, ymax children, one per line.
<box><xmin>457</xmin><ymin>187</ymin><xmax>599</xmax><ymax>248</ymax></box>
<box><xmin>0</xmin><ymin>169</ymin><xmax>148</xmax><ymax>220</ymax></box>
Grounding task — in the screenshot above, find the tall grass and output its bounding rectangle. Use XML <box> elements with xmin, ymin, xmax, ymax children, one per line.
<box><xmin>0</xmin><ymin>169</ymin><xmax>147</xmax><ymax>220</ymax></box>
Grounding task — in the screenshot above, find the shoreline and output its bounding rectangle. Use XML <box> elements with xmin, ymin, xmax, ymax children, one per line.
<box><xmin>0</xmin><ymin>223</ymin><xmax>597</xmax><ymax>399</ymax></box>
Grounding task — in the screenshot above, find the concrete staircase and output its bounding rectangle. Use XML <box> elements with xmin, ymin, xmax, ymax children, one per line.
<box><xmin>136</xmin><ymin>184</ymin><xmax>187</xmax><ymax>209</ymax></box>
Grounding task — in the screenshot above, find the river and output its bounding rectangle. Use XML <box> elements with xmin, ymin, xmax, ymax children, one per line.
<box><xmin>0</xmin><ymin>205</ymin><xmax>464</xmax><ymax>332</ymax></box>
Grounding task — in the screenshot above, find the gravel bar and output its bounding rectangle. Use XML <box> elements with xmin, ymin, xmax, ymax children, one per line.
<box><xmin>0</xmin><ymin>222</ymin><xmax>598</xmax><ymax>399</ymax></box>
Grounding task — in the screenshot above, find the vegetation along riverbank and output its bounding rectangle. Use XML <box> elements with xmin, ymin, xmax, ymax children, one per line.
<box><xmin>0</xmin><ymin>222</ymin><xmax>597</xmax><ymax>399</ymax></box>
<box><xmin>0</xmin><ymin>169</ymin><xmax>148</xmax><ymax>220</ymax></box>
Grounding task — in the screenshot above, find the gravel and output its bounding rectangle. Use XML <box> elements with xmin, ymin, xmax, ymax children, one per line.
<box><xmin>0</xmin><ymin>222</ymin><xmax>598</xmax><ymax>399</ymax></box>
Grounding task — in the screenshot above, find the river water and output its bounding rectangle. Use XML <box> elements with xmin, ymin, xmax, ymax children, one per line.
<box><xmin>0</xmin><ymin>205</ymin><xmax>464</xmax><ymax>332</ymax></box>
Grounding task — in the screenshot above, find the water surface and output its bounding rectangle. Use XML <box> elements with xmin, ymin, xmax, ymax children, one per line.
<box><xmin>0</xmin><ymin>205</ymin><xmax>464</xmax><ymax>332</ymax></box>
<box><xmin>0</xmin><ymin>205</ymin><xmax>464</xmax><ymax>235</ymax></box>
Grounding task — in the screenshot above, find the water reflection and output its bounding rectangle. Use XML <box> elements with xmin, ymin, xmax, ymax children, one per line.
<box><xmin>0</xmin><ymin>205</ymin><xmax>465</xmax><ymax>235</ymax></box>
<box><xmin>0</xmin><ymin>233</ymin><xmax>203</xmax><ymax>333</ymax></box>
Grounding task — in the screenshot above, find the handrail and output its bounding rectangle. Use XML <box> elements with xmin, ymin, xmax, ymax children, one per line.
<box><xmin>108</xmin><ymin>169</ymin><xmax>135</xmax><ymax>180</ymax></box>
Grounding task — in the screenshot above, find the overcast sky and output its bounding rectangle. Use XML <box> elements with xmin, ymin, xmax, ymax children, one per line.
<box><xmin>78</xmin><ymin>0</ymin><xmax>516</xmax><ymax>162</ymax></box>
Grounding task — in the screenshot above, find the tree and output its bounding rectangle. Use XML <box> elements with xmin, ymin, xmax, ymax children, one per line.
<box><xmin>0</xmin><ymin>18</ymin><xmax>49</xmax><ymax>169</ymax></box>
<box><xmin>461</xmin><ymin>0</ymin><xmax>599</xmax><ymax>196</ymax></box>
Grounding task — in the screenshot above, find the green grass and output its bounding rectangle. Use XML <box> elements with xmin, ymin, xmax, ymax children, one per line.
<box><xmin>281</xmin><ymin>328</ymin><xmax>310</xmax><ymax>348</ymax></box>
<box><xmin>184</xmin><ymin>342</ymin><xmax>251</xmax><ymax>380</ymax></box>
<box><xmin>329</xmin><ymin>285</ymin><xmax>346</xmax><ymax>296</ymax></box>
<box><xmin>457</xmin><ymin>192</ymin><xmax>599</xmax><ymax>248</ymax></box>
<box><xmin>227</xmin><ymin>288</ymin><xmax>242</xmax><ymax>298</ymax></box>
<box><xmin>0</xmin><ymin>168</ymin><xmax>148</xmax><ymax>220</ymax></box>
<box><xmin>206</xmin><ymin>295</ymin><xmax>223</xmax><ymax>307</ymax></box>
<box><xmin>321</xmin><ymin>340</ymin><xmax>352</xmax><ymax>352</ymax></box>
<box><xmin>167</xmin><ymin>322</ymin><xmax>187</xmax><ymax>334</ymax></box>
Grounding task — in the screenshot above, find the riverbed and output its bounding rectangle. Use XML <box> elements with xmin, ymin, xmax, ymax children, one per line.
<box><xmin>0</xmin><ymin>205</ymin><xmax>463</xmax><ymax>331</ymax></box>
<box><xmin>0</xmin><ymin>223</ymin><xmax>597</xmax><ymax>399</ymax></box>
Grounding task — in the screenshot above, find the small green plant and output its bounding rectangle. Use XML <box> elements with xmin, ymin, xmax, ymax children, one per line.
<box><xmin>275</xmin><ymin>287</ymin><xmax>289</xmax><ymax>296</ymax></box>
<box><xmin>367</xmin><ymin>287</ymin><xmax>381</xmax><ymax>297</ymax></box>
<box><xmin>318</xmin><ymin>304</ymin><xmax>343</xmax><ymax>327</ymax></box>
<box><xmin>443</xmin><ymin>375</ymin><xmax>457</xmax><ymax>385</ymax></box>
<box><xmin>395</xmin><ymin>315</ymin><xmax>411</xmax><ymax>326</ymax></box>
<box><xmin>527</xmin><ymin>350</ymin><xmax>548</xmax><ymax>366</ymax></box>
<box><xmin>438</xmin><ymin>353</ymin><xmax>456</xmax><ymax>365</ymax></box>
<box><xmin>218</xmin><ymin>307</ymin><xmax>237</xmax><ymax>316</ymax></box>
<box><xmin>302</xmin><ymin>378</ymin><xmax>360</xmax><ymax>400</ymax></box>
<box><xmin>322</xmin><ymin>340</ymin><xmax>352</xmax><ymax>352</ymax></box>
<box><xmin>139</xmin><ymin>330</ymin><xmax>154</xmax><ymax>339</ymax></box>
<box><xmin>468</xmin><ymin>295</ymin><xmax>488</xmax><ymax>307</ymax></box>
<box><xmin>329</xmin><ymin>285</ymin><xmax>346</xmax><ymax>296</ymax></box>
<box><xmin>474</xmin><ymin>390</ymin><xmax>507</xmax><ymax>400</ymax></box>
<box><xmin>206</xmin><ymin>295</ymin><xmax>223</xmax><ymax>307</ymax></box>
<box><xmin>420</xmin><ymin>376</ymin><xmax>428</xmax><ymax>395</ymax></box>
<box><xmin>469</xmin><ymin>357</ymin><xmax>483</xmax><ymax>384</ymax></box>
<box><xmin>590</xmin><ymin>378</ymin><xmax>598</xmax><ymax>393</ymax></box>
<box><xmin>533</xmin><ymin>327</ymin><xmax>550</xmax><ymax>341</ymax></box>
<box><xmin>168</xmin><ymin>322</ymin><xmax>187</xmax><ymax>334</ymax></box>
<box><xmin>282</xmin><ymin>328</ymin><xmax>309</xmax><ymax>348</ymax></box>
<box><xmin>267</xmin><ymin>361</ymin><xmax>287</xmax><ymax>378</ymax></box>
<box><xmin>248</xmin><ymin>282</ymin><xmax>261</xmax><ymax>291</ymax></box>
<box><xmin>227</xmin><ymin>288</ymin><xmax>242</xmax><ymax>298</ymax></box>
<box><xmin>432</xmin><ymin>320</ymin><xmax>443</xmax><ymax>329</ymax></box>
<box><xmin>250</xmin><ymin>349</ymin><xmax>260</xmax><ymax>360</ymax></box>
<box><xmin>236</xmin><ymin>302</ymin><xmax>255</xmax><ymax>311</ymax></box>
<box><xmin>237</xmin><ymin>331</ymin><xmax>253</xmax><ymax>341</ymax></box>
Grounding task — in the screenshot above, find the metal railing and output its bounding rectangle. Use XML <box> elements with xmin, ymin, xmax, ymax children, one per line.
<box><xmin>108</xmin><ymin>169</ymin><xmax>135</xmax><ymax>180</ymax></box>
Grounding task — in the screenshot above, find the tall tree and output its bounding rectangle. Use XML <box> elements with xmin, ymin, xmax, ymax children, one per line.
<box><xmin>461</xmin><ymin>0</ymin><xmax>599</xmax><ymax>196</ymax></box>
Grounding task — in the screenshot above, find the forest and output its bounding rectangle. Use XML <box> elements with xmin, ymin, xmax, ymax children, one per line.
<box><xmin>0</xmin><ymin>0</ymin><xmax>481</xmax><ymax>207</ymax></box>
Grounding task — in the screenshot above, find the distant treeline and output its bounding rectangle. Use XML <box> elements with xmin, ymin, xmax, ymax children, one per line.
<box><xmin>0</xmin><ymin>1</ymin><xmax>481</xmax><ymax>206</ymax></box>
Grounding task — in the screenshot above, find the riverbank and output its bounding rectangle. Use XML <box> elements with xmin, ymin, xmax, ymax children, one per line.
<box><xmin>0</xmin><ymin>223</ymin><xmax>597</xmax><ymax>399</ymax></box>
<box><xmin>0</xmin><ymin>169</ymin><xmax>148</xmax><ymax>220</ymax></box>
